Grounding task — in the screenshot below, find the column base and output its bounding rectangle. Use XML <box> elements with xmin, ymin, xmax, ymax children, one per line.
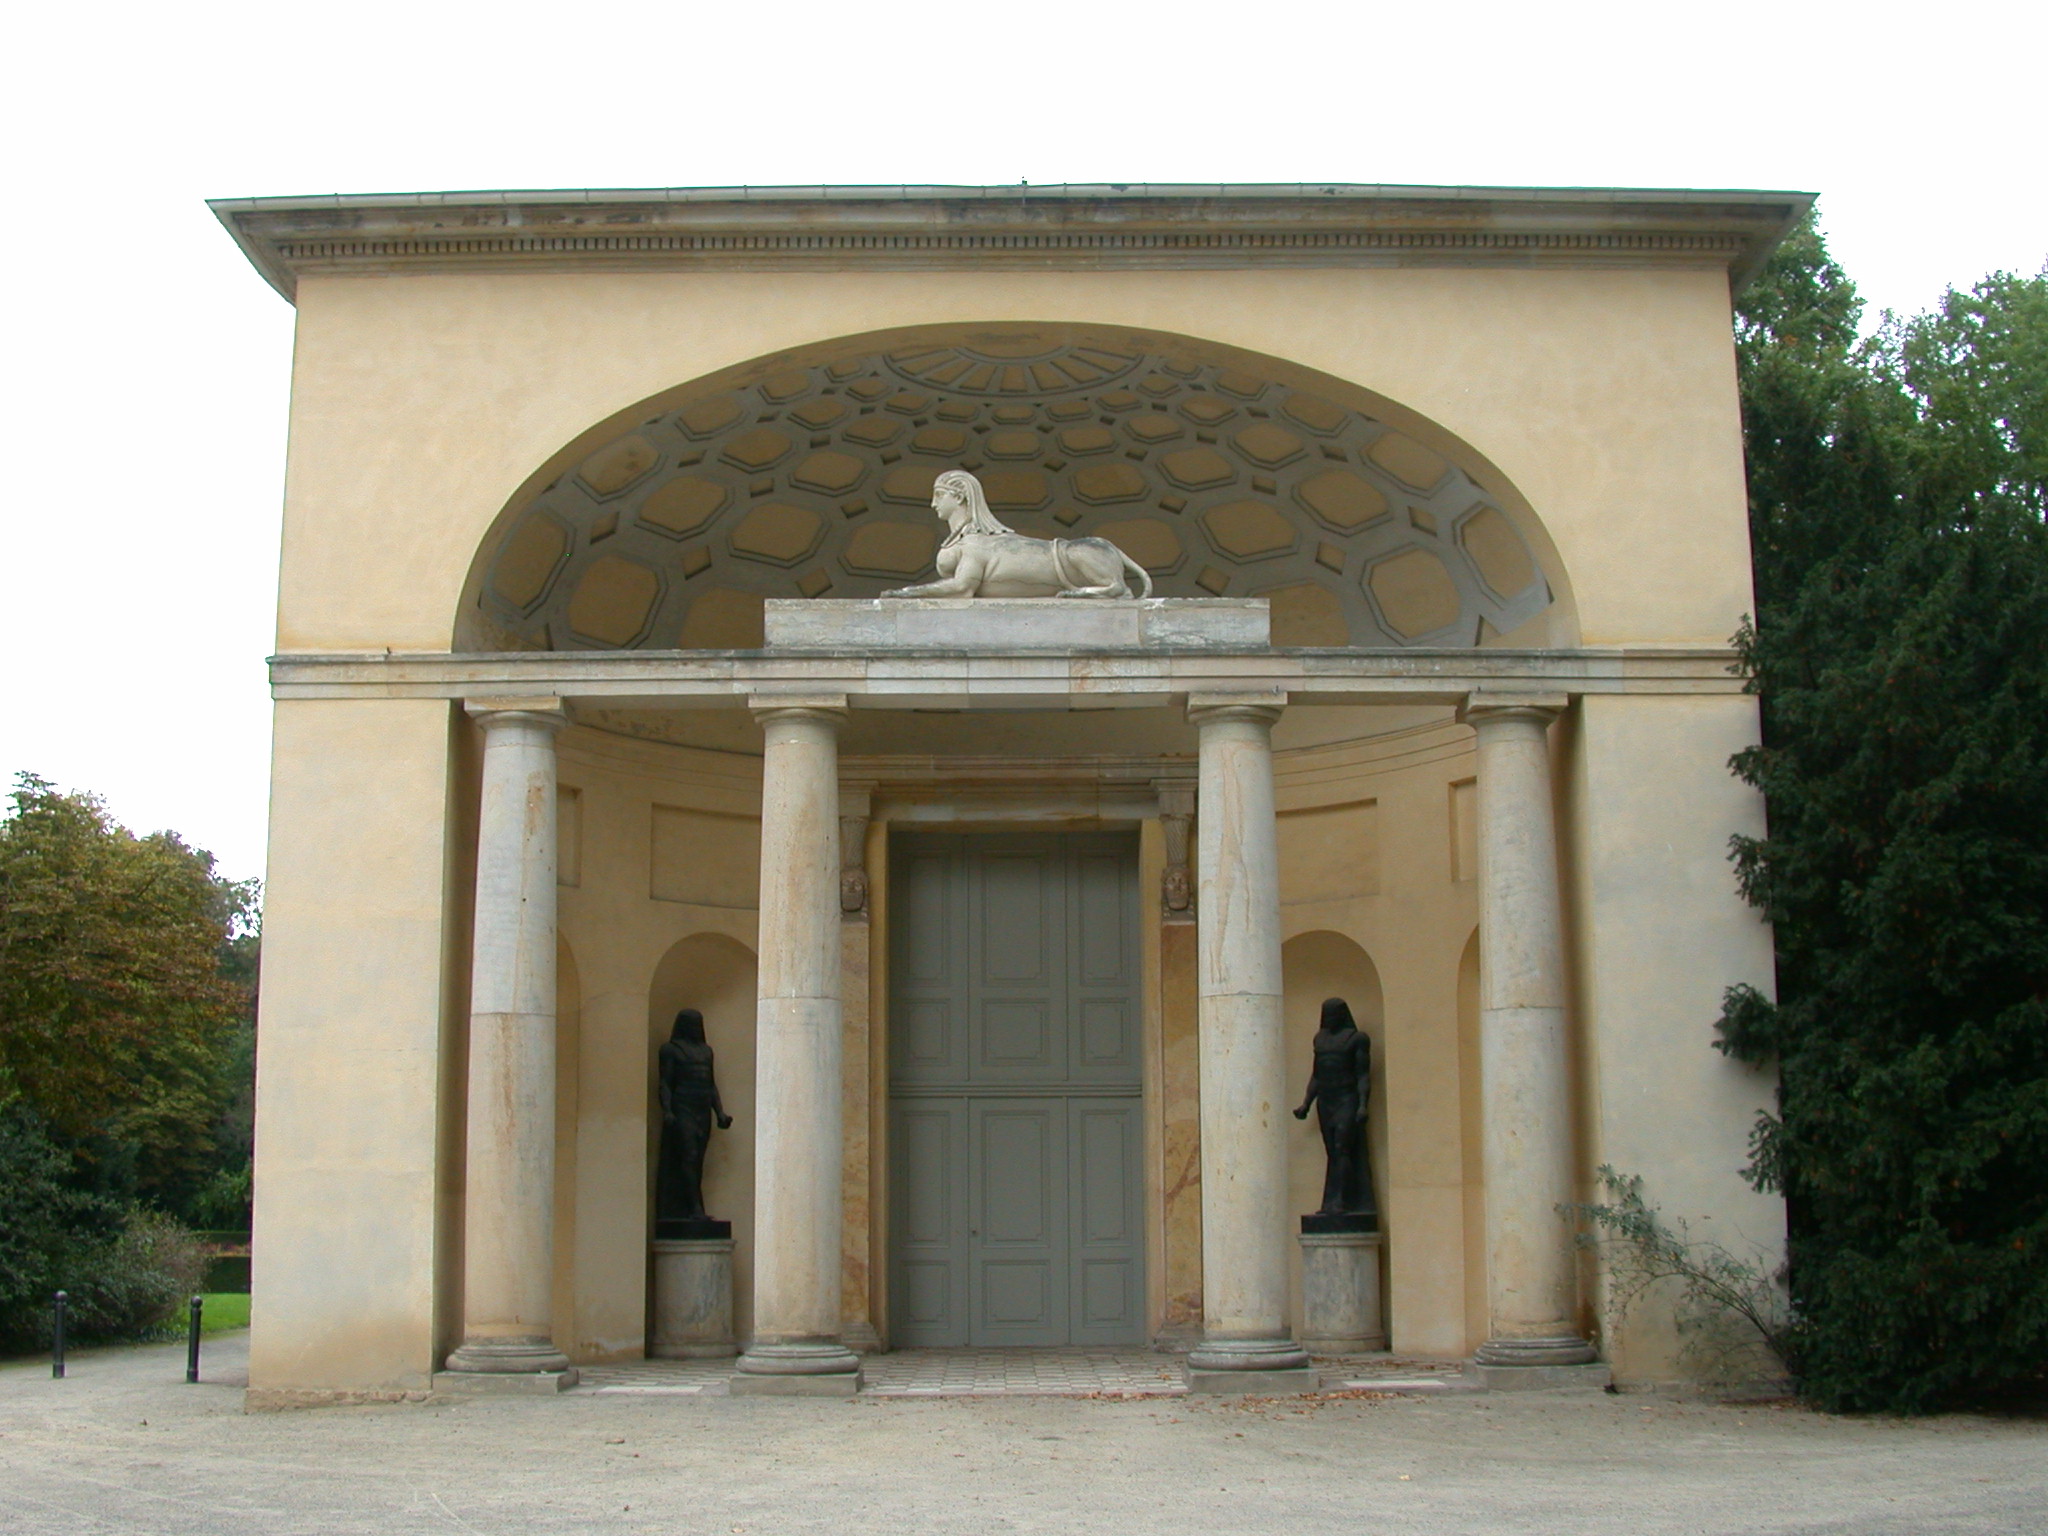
<box><xmin>1186</xmin><ymin>1365</ymin><xmax>1319</xmax><ymax>1395</ymax></box>
<box><xmin>432</xmin><ymin>1369</ymin><xmax>579</xmax><ymax>1395</ymax></box>
<box><xmin>1473</xmin><ymin>1334</ymin><xmax>1599</xmax><ymax>1368</ymax></box>
<box><xmin>444</xmin><ymin>1337</ymin><xmax>573</xmax><ymax>1375</ymax></box>
<box><xmin>1186</xmin><ymin>1337</ymin><xmax>1315</xmax><ymax>1394</ymax></box>
<box><xmin>730</xmin><ymin>1370</ymin><xmax>863</xmax><ymax>1397</ymax></box>
<box><xmin>732</xmin><ymin>1340</ymin><xmax>864</xmax><ymax>1394</ymax></box>
<box><xmin>1465</xmin><ymin>1361</ymin><xmax>1612</xmax><ymax>1393</ymax></box>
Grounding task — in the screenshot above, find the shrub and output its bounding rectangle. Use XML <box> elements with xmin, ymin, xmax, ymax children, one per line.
<box><xmin>0</xmin><ymin>1104</ymin><xmax>205</xmax><ymax>1352</ymax></box>
<box><xmin>1572</xmin><ymin>1166</ymin><xmax>1792</xmax><ymax>1386</ymax></box>
<box><xmin>59</xmin><ymin>1210</ymin><xmax>207</xmax><ymax>1344</ymax></box>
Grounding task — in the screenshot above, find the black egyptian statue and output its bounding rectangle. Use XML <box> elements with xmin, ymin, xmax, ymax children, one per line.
<box><xmin>1292</xmin><ymin>996</ymin><xmax>1379</xmax><ymax>1232</ymax></box>
<box><xmin>655</xmin><ymin>1008</ymin><xmax>734</xmax><ymax>1240</ymax></box>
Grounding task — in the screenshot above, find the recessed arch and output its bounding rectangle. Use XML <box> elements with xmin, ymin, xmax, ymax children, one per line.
<box><xmin>646</xmin><ymin>932</ymin><xmax>758</xmax><ymax>1345</ymax></box>
<box><xmin>1282</xmin><ymin>930</ymin><xmax>1388</xmax><ymax>1341</ymax></box>
<box><xmin>456</xmin><ymin>322</ymin><xmax>1578</xmax><ymax>652</ymax></box>
<box><xmin>552</xmin><ymin>937</ymin><xmax>581</xmax><ymax>1358</ymax></box>
<box><xmin>1456</xmin><ymin>926</ymin><xmax>1486</xmax><ymax>1351</ymax></box>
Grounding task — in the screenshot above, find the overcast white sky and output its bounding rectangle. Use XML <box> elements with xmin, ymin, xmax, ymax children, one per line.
<box><xmin>1</xmin><ymin>0</ymin><xmax>2041</xmax><ymax>884</ymax></box>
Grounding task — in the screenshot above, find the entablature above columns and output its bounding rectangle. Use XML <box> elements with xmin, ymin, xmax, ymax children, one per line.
<box><xmin>271</xmin><ymin>645</ymin><xmax>1742</xmax><ymax>710</ymax></box>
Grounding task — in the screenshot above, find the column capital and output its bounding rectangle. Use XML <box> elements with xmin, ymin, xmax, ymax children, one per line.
<box><xmin>1186</xmin><ymin>690</ymin><xmax>1287</xmax><ymax>728</ymax></box>
<box><xmin>748</xmin><ymin>692</ymin><xmax>849</xmax><ymax>726</ymax></box>
<box><xmin>1151</xmin><ymin>777</ymin><xmax>1197</xmax><ymax>820</ymax></box>
<box><xmin>463</xmin><ymin>696</ymin><xmax>567</xmax><ymax>731</ymax></box>
<box><xmin>1458</xmin><ymin>692</ymin><xmax>1569</xmax><ymax>728</ymax></box>
<box><xmin>838</xmin><ymin>779</ymin><xmax>876</xmax><ymax>821</ymax></box>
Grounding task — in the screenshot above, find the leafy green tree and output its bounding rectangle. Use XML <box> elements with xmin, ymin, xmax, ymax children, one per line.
<box><xmin>1886</xmin><ymin>271</ymin><xmax>2048</xmax><ymax>519</ymax></box>
<box><xmin>0</xmin><ymin>1102</ymin><xmax>207</xmax><ymax>1350</ymax></box>
<box><xmin>0</xmin><ymin>774</ymin><xmax>256</xmax><ymax>1222</ymax></box>
<box><xmin>1720</xmin><ymin>224</ymin><xmax>2048</xmax><ymax>1412</ymax></box>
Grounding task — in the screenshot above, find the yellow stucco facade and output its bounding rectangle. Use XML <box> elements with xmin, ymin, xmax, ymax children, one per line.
<box><xmin>226</xmin><ymin>185</ymin><xmax>1802</xmax><ymax>1401</ymax></box>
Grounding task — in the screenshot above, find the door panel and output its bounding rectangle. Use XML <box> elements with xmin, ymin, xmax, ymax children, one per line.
<box><xmin>1075</xmin><ymin>849</ymin><xmax>1131</xmax><ymax>982</ymax></box>
<box><xmin>891</xmin><ymin>845</ymin><xmax>968</xmax><ymax>1086</ymax></box>
<box><xmin>1078</xmin><ymin>998</ymin><xmax>1132</xmax><ymax>1067</ymax></box>
<box><xmin>980</xmin><ymin>1105</ymin><xmax>1057</xmax><ymax>1243</ymax></box>
<box><xmin>897</xmin><ymin>999</ymin><xmax>957</xmax><ymax>1074</ymax></box>
<box><xmin>1071</xmin><ymin>843</ymin><xmax>1140</xmax><ymax>1079</ymax></box>
<box><xmin>975</xmin><ymin>838</ymin><xmax>1068</xmax><ymax>1086</ymax></box>
<box><xmin>980</xmin><ymin>1000</ymin><xmax>1052</xmax><ymax>1070</ymax></box>
<box><xmin>973</xmin><ymin>1099</ymin><xmax>1067</xmax><ymax>1344</ymax></box>
<box><xmin>889</xmin><ymin>1099</ymin><xmax>967</xmax><ymax>1346</ymax></box>
<box><xmin>889</xmin><ymin>832</ymin><xmax>1143</xmax><ymax>1347</ymax></box>
<box><xmin>1070</xmin><ymin>1100</ymin><xmax>1144</xmax><ymax>1342</ymax></box>
<box><xmin>979</xmin><ymin>850</ymin><xmax>1053</xmax><ymax>983</ymax></box>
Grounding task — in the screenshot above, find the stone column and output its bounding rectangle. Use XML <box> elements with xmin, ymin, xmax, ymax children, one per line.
<box><xmin>734</xmin><ymin>699</ymin><xmax>862</xmax><ymax>1394</ymax></box>
<box><xmin>1460</xmin><ymin>694</ymin><xmax>1597</xmax><ymax>1370</ymax></box>
<box><xmin>1185</xmin><ymin>694</ymin><xmax>1312</xmax><ymax>1389</ymax></box>
<box><xmin>838</xmin><ymin>786</ymin><xmax>882</xmax><ymax>1354</ymax></box>
<box><xmin>445</xmin><ymin>701</ymin><xmax>574</xmax><ymax>1385</ymax></box>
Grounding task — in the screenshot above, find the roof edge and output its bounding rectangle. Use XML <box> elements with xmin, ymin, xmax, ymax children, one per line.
<box><xmin>211</xmin><ymin>182</ymin><xmax>1816</xmax><ymax>303</ymax></box>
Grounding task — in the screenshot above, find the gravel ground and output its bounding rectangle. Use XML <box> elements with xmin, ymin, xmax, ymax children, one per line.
<box><xmin>1</xmin><ymin>1334</ymin><xmax>2042</xmax><ymax>1535</ymax></box>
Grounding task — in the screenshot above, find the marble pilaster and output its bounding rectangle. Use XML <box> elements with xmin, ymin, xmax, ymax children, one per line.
<box><xmin>838</xmin><ymin>786</ymin><xmax>881</xmax><ymax>1353</ymax></box>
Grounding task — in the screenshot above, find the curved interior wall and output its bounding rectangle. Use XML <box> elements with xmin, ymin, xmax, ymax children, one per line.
<box><xmin>536</xmin><ymin>704</ymin><xmax>1491</xmax><ymax>1361</ymax></box>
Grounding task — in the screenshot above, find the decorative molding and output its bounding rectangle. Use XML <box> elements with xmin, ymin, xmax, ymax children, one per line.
<box><xmin>843</xmin><ymin>753</ymin><xmax>1181</xmax><ymax>830</ymax></box>
<box><xmin>1155</xmin><ymin>779</ymin><xmax>1197</xmax><ymax>923</ymax></box>
<box><xmin>838</xmin><ymin>780</ymin><xmax>873</xmax><ymax>919</ymax></box>
<box><xmin>265</xmin><ymin>227</ymin><xmax>1747</xmax><ymax>270</ymax></box>
<box><xmin>843</xmin><ymin>753</ymin><xmax>1192</xmax><ymax>788</ymax></box>
<box><xmin>269</xmin><ymin>644</ymin><xmax>1748</xmax><ymax>706</ymax></box>
<box><xmin>211</xmin><ymin>184</ymin><xmax>1813</xmax><ymax>300</ymax></box>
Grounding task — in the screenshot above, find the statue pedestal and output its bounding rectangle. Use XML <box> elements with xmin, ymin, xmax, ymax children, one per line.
<box><xmin>764</xmin><ymin>596</ymin><xmax>1270</xmax><ymax>651</ymax></box>
<box><xmin>1298</xmin><ymin>1228</ymin><xmax>1385</xmax><ymax>1353</ymax></box>
<box><xmin>650</xmin><ymin>1237</ymin><xmax>736</xmax><ymax>1358</ymax></box>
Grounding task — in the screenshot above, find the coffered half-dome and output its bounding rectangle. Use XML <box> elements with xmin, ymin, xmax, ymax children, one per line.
<box><xmin>460</xmin><ymin>325</ymin><xmax>1565</xmax><ymax>651</ymax></box>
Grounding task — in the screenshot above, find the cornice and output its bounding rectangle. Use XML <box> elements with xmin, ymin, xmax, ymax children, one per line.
<box><xmin>266</xmin><ymin>644</ymin><xmax>1747</xmax><ymax>707</ymax></box>
<box><xmin>209</xmin><ymin>183</ymin><xmax>1813</xmax><ymax>302</ymax></box>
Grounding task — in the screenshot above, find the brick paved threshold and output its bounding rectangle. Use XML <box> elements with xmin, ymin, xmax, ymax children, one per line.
<box><xmin>569</xmin><ymin>1349</ymin><xmax>1468</xmax><ymax>1398</ymax></box>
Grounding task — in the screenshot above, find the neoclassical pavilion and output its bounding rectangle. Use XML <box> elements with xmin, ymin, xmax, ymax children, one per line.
<box><xmin>218</xmin><ymin>184</ymin><xmax>1804</xmax><ymax>1402</ymax></box>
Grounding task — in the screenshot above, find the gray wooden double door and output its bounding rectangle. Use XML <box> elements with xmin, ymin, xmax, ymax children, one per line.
<box><xmin>889</xmin><ymin>832</ymin><xmax>1146</xmax><ymax>1347</ymax></box>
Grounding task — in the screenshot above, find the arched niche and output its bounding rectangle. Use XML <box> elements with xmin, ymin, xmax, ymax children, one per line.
<box><xmin>1456</xmin><ymin>927</ymin><xmax>1486</xmax><ymax>1351</ymax></box>
<box><xmin>457</xmin><ymin>322</ymin><xmax>1577</xmax><ymax>653</ymax></box>
<box><xmin>1282</xmin><ymin>931</ymin><xmax>1388</xmax><ymax>1339</ymax></box>
<box><xmin>552</xmin><ymin>937</ymin><xmax>581</xmax><ymax>1356</ymax></box>
<box><xmin>647</xmin><ymin>933</ymin><xmax>757</xmax><ymax>1345</ymax></box>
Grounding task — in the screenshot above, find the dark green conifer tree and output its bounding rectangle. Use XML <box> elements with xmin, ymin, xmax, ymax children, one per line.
<box><xmin>1721</xmin><ymin>222</ymin><xmax>2048</xmax><ymax>1412</ymax></box>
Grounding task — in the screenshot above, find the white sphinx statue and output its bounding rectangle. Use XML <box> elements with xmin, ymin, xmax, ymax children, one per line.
<box><xmin>880</xmin><ymin>469</ymin><xmax>1153</xmax><ymax>600</ymax></box>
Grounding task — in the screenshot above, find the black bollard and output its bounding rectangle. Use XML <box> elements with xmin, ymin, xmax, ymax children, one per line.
<box><xmin>186</xmin><ymin>1295</ymin><xmax>203</xmax><ymax>1383</ymax></box>
<box><xmin>52</xmin><ymin>1291</ymin><xmax>67</xmax><ymax>1379</ymax></box>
